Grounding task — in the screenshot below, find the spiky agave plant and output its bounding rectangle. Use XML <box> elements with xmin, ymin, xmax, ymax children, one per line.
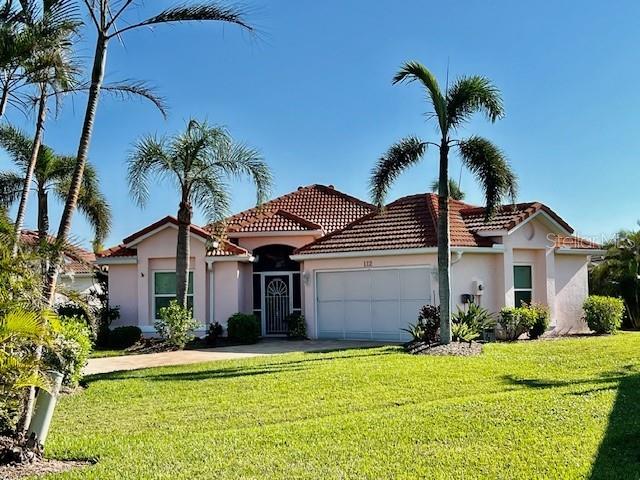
<box><xmin>370</xmin><ymin>62</ymin><xmax>518</xmax><ymax>344</ymax></box>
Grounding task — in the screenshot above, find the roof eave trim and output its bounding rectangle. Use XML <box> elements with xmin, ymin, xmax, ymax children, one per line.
<box><xmin>556</xmin><ymin>248</ymin><xmax>607</xmax><ymax>255</ymax></box>
<box><xmin>291</xmin><ymin>245</ymin><xmax>504</xmax><ymax>261</ymax></box>
<box><xmin>96</xmin><ymin>256</ymin><xmax>138</xmax><ymax>265</ymax></box>
<box><xmin>475</xmin><ymin>229</ymin><xmax>508</xmax><ymax>237</ymax></box>
<box><xmin>205</xmin><ymin>255</ymin><xmax>255</xmax><ymax>264</ymax></box>
<box><xmin>507</xmin><ymin>210</ymin><xmax>573</xmax><ymax>236</ymax></box>
<box><xmin>228</xmin><ymin>229</ymin><xmax>325</xmax><ymax>238</ymax></box>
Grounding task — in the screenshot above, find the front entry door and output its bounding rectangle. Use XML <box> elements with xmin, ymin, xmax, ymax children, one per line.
<box><xmin>264</xmin><ymin>275</ymin><xmax>290</xmax><ymax>334</ymax></box>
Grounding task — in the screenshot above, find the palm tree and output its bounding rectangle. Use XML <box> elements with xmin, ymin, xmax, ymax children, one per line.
<box><xmin>127</xmin><ymin>120</ymin><xmax>271</xmax><ymax>308</ymax></box>
<box><xmin>0</xmin><ymin>124</ymin><xmax>111</xmax><ymax>246</ymax></box>
<box><xmin>431</xmin><ymin>178</ymin><xmax>465</xmax><ymax>200</ymax></box>
<box><xmin>370</xmin><ymin>61</ymin><xmax>518</xmax><ymax>344</ymax></box>
<box><xmin>44</xmin><ymin>1</ymin><xmax>255</xmax><ymax>303</ymax></box>
<box><xmin>8</xmin><ymin>0</ymin><xmax>80</xmax><ymax>255</ymax></box>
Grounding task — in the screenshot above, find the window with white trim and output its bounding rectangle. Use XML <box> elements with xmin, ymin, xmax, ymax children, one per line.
<box><xmin>153</xmin><ymin>271</ymin><xmax>194</xmax><ymax>319</ymax></box>
<box><xmin>513</xmin><ymin>265</ymin><xmax>532</xmax><ymax>306</ymax></box>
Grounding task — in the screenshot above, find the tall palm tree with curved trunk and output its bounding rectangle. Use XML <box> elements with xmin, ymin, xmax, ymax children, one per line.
<box><xmin>370</xmin><ymin>61</ymin><xmax>518</xmax><ymax>344</ymax></box>
<box><xmin>44</xmin><ymin>1</ymin><xmax>256</xmax><ymax>303</ymax></box>
<box><xmin>0</xmin><ymin>124</ymin><xmax>111</xmax><ymax>246</ymax></box>
<box><xmin>8</xmin><ymin>0</ymin><xmax>81</xmax><ymax>256</ymax></box>
<box><xmin>128</xmin><ymin>120</ymin><xmax>271</xmax><ymax>308</ymax></box>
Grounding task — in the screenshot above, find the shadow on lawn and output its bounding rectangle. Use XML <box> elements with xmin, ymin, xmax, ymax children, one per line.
<box><xmin>503</xmin><ymin>368</ymin><xmax>640</xmax><ymax>479</ymax></box>
<box><xmin>86</xmin><ymin>348</ymin><xmax>394</xmax><ymax>384</ymax></box>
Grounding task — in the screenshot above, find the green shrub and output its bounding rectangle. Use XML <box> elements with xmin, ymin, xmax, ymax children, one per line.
<box><xmin>583</xmin><ymin>295</ymin><xmax>624</xmax><ymax>334</ymax></box>
<box><xmin>452</xmin><ymin>303</ymin><xmax>495</xmax><ymax>341</ymax></box>
<box><xmin>498</xmin><ymin>307</ymin><xmax>530</xmax><ymax>341</ymax></box>
<box><xmin>155</xmin><ymin>301</ymin><xmax>201</xmax><ymax>349</ymax></box>
<box><xmin>55</xmin><ymin>301</ymin><xmax>96</xmax><ymax>339</ymax></box>
<box><xmin>452</xmin><ymin>322</ymin><xmax>479</xmax><ymax>343</ymax></box>
<box><xmin>227</xmin><ymin>313</ymin><xmax>260</xmax><ymax>344</ymax></box>
<box><xmin>285</xmin><ymin>312</ymin><xmax>307</xmax><ymax>339</ymax></box>
<box><xmin>403</xmin><ymin>305</ymin><xmax>440</xmax><ymax>344</ymax></box>
<box><xmin>528</xmin><ymin>303</ymin><xmax>550</xmax><ymax>339</ymax></box>
<box><xmin>44</xmin><ymin>316</ymin><xmax>92</xmax><ymax>387</ymax></box>
<box><xmin>205</xmin><ymin>322</ymin><xmax>223</xmax><ymax>345</ymax></box>
<box><xmin>109</xmin><ymin>325</ymin><xmax>142</xmax><ymax>349</ymax></box>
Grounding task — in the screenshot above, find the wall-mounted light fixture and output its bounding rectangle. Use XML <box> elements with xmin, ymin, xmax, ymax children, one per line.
<box><xmin>302</xmin><ymin>271</ymin><xmax>310</xmax><ymax>285</ymax></box>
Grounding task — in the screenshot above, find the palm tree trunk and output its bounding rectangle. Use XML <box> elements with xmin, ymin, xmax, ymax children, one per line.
<box><xmin>43</xmin><ymin>33</ymin><xmax>108</xmax><ymax>304</ymax></box>
<box><xmin>0</xmin><ymin>81</ymin><xmax>9</xmax><ymax>118</ymax></box>
<box><xmin>437</xmin><ymin>141</ymin><xmax>451</xmax><ymax>344</ymax></box>
<box><xmin>175</xmin><ymin>199</ymin><xmax>192</xmax><ymax>308</ymax></box>
<box><xmin>12</xmin><ymin>85</ymin><xmax>47</xmax><ymax>257</ymax></box>
<box><xmin>37</xmin><ymin>186</ymin><xmax>49</xmax><ymax>275</ymax></box>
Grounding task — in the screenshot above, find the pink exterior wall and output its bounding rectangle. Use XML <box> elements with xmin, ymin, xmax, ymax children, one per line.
<box><xmin>212</xmin><ymin>261</ymin><xmax>242</xmax><ymax>329</ymax></box>
<box><xmin>107</xmin><ymin>264</ymin><xmax>138</xmax><ymax>327</ymax></box>
<box><xmin>555</xmin><ymin>255</ymin><xmax>590</xmax><ymax>331</ymax></box>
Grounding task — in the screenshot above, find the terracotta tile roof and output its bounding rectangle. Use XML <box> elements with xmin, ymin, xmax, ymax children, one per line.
<box><xmin>226</xmin><ymin>209</ymin><xmax>323</xmax><ymax>233</ymax></box>
<box><xmin>295</xmin><ymin>193</ymin><xmax>590</xmax><ymax>256</ymax></box>
<box><xmin>123</xmin><ymin>216</ymin><xmax>210</xmax><ymax>244</ymax></box>
<box><xmin>216</xmin><ymin>184</ymin><xmax>375</xmax><ymax>235</ymax></box>
<box><xmin>206</xmin><ymin>240</ymin><xmax>251</xmax><ymax>257</ymax></box>
<box><xmin>20</xmin><ymin>230</ymin><xmax>97</xmax><ymax>274</ymax></box>
<box><xmin>461</xmin><ymin>202</ymin><xmax>574</xmax><ymax>234</ymax></box>
<box><xmin>96</xmin><ymin>244</ymin><xmax>137</xmax><ymax>258</ymax></box>
<box><xmin>296</xmin><ymin>194</ymin><xmax>492</xmax><ymax>255</ymax></box>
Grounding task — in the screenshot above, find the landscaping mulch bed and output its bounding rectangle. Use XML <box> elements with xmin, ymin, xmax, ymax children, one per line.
<box><xmin>0</xmin><ymin>435</ymin><xmax>92</xmax><ymax>479</ymax></box>
<box><xmin>405</xmin><ymin>340</ymin><xmax>483</xmax><ymax>356</ymax></box>
<box><xmin>0</xmin><ymin>459</ymin><xmax>92</xmax><ymax>479</ymax></box>
<box><xmin>125</xmin><ymin>338</ymin><xmax>177</xmax><ymax>355</ymax></box>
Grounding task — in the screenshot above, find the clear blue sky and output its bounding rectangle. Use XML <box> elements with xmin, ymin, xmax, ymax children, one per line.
<box><xmin>2</xmin><ymin>0</ymin><xmax>639</xmax><ymax>249</ymax></box>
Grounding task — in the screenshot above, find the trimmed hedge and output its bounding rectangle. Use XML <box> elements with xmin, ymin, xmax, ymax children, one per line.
<box><xmin>583</xmin><ymin>295</ymin><xmax>624</xmax><ymax>334</ymax></box>
<box><xmin>227</xmin><ymin>313</ymin><xmax>260</xmax><ymax>344</ymax></box>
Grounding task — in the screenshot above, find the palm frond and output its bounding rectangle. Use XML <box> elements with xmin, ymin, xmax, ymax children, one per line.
<box><xmin>109</xmin><ymin>2</ymin><xmax>254</xmax><ymax>38</ymax></box>
<box><xmin>457</xmin><ymin>135</ymin><xmax>518</xmax><ymax>217</ymax></box>
<box><xmin>431</xmin><ymin>177</ymin><xmax>465</xmax><ymax>200</ymax></box>
<box><xmin>446</xmin><ymin>75</ymin><xmax>504</xmax><ymax>129</ymax></box>
<box><xmin>0</xmin><ymin>123</ymin><xmax>31</xmax><ymax>168</ymax></box>
<box><xmin>0</xmin><ymin>170</ymin><xmax>25</xmax><ymax>207</ymax></box>
<box><xmin>369</xmin><ymin>136</ymin><xmax>426</xmax><ymax>206</ymax></box>
<box><xmin>393</xmin><ymin>61</ymin><xmax>447</xmax><ymax>134</ymax></box>
<box><xmin>126</xmin><ymin>135</ymin><xmax>172</xmax><ymax>208</ymax></box>
<box><xmin>191</xmin><ymin>174</ymin><xmax>231</xmax><ymax>223</ymax></box>
<box><xmin>100</xmin><ymin>80</ymin><xmax>168</xmax><ymax>118</ymax></box>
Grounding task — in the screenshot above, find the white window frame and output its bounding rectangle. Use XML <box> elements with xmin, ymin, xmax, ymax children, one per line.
<box><xmin>513</xmin><ymin>263</ymin><xmax>533</xmax><ymax>306</ymax></box>
<box><xmin>152</xmin><ymin>270</ymin><xmax>194</xmax><ymax>320</ymax></box>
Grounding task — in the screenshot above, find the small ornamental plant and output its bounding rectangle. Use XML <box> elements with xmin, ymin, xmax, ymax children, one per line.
<box><xmin>583</xmin><ymin>295</ymin><xmax>624</xmax><ymax>334</ymax></box>
<box><xmin>155</xmin><ymin>301</ymin><xmax>200</xmax><ymax>349</ymax></box>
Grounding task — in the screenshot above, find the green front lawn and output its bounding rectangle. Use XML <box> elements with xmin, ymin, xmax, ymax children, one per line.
<box><xmin>88</xmin><ymin>349</ymin><xmax>126</xmax><ymax>359</ymax></box>
<box><xmin>46</xmin><ymin>334</ymin><xmax>640</xmax><ymax>479</ymax></box>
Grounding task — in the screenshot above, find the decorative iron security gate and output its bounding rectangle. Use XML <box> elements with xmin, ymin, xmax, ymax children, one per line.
<box><xmin>264</xmin><ymin>276</ymin><xmax>290</xmax><ymax>334</ymax></box>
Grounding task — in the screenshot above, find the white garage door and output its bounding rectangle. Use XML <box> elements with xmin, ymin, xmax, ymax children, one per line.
<box><xmin>316</xmin><ymin>268</ymin><xmax>434</xmax><ymax>341</ymax></box>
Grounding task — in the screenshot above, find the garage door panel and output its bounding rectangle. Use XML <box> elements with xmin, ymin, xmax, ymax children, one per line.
<box><xmin>371</xmin><ymin>270</ymin><xmax>400</xmax><ymax>300</ymax></box>
<box><xmin>316</xmin><ymin>273</ymin><xmax>344</xmax><ymax>301</ymax></box>
<box><xmin>400</xmin><ymin>269</ymin><xmax>432</xmax><ymax>301</ymax></box>
<box><xmin>317</xmin><ymin>301</ymin><xmax>343</xmax><ymax>337</ymax></box>
<box><xmin>371</xmin><ymin>300</ymin><xmax>400</xmax><ymax>334</ymax></box>
<box><xmin>343</xmin><ymin>271</ymin><xmax>370</xmax><ymax>300</ymax></box>
<box><xmin>344</xmin><ymin>301</ymin><xmax>371</xmax><ymax>331</ymax></box>
<box><xmin>400</xmin><ymin>300</ymin><xmax>425</xmax><ymax>325</ymax></box>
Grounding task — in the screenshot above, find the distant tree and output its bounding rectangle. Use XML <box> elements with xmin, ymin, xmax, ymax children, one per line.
<box><xmin>370</xmin><ymin>61</ymin><xmax>517</xmax><ymax>344</ymax></box>
<box><xmin>0</xmin><ymin>125</ymin><xmax>111</xmax><ymax>246</ymax></box>
<box><xmin>430</xmin><ymin>178</ymin><xmax>465</xmax><ymax>200</ymax></box>
<box><xmin>590</xmin><ymin>228</ymin><xmax>640</xmax><ymax>329</ymax></box>
<box><xmin>127</xmin><ymin>120</ymin><xmax>271</xmax><ymax>308</ymax></box>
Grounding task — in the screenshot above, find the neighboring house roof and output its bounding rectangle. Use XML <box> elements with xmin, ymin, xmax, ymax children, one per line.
<box><xmin>216</xmin><ymin>184</ymin><xmax>375</xmax><ymax>235</ymax></box>
<box><xmin>295</xmin><ymin>193</ymin><xmax>598</xmax><ymax>255</ymax></box>
<box><xmin>20</xmin><ymin>229</ymin><xmax>97</xmax><ymax>274</ymax></box>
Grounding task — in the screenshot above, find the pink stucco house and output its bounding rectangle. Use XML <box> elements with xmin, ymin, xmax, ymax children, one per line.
<box><xmin>96</xmin><ymin>184</ymin><xmax>604</xmax><ymax>340</ymax></box>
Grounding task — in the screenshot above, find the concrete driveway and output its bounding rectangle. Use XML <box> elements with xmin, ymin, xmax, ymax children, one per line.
<box><xmin>84</xmin><ymin>339</ymin><xmax>389</xmax><ymax>375</ymax></box>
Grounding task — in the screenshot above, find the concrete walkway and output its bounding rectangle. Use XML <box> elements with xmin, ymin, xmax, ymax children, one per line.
<box><xmin>85</xmin><ymin>339</ymin><xmax>388</xmax><ymax>375</ymax></box>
